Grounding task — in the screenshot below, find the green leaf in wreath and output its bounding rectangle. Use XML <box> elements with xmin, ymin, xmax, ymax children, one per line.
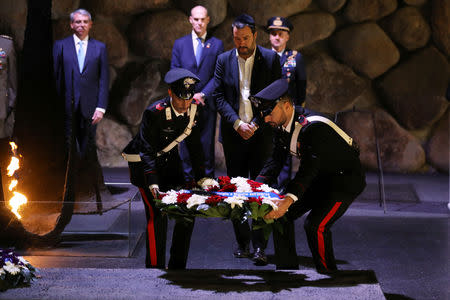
<box><xmin>216</xmin><ymin>203</ymin><xmax>231</xmax><ymax>218</ymax></box>
<box><xmin>248</xmin><ymin>202</ymin><xmax>260</xmax><ymax>219</ymax></box>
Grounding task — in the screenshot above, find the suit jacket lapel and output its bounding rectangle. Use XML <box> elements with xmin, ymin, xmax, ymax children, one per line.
<box><xmin>186</xmin><ymin>36</ymin><xmax>196</xmax><ymax>67</ymax></box>
<box><xmin>67</xmin><ymin>37</ymin><xmax>79</xmax><ymax>73</ymax></box>
<box><xmin>199</xmin><ymin>34</ymin><xmax>213</xmax><ymax>67</ymax></box>
<box><xmin>82</xmin><ymin>38</ymin><xmax>95</xmax><ymax>73</ymax></box>
<box><xmin>280</xmin><ymin>50</ymin><xmax>287</xmax><ymax>66</ymax></box>
<box><xmin>250</xmin><ymin>46</ymin><xmax>262</xmax><ymax>94</ymax></box>
<box><xmin>231</xmin><ymin>50</ymin><xmax>239</xmax><ymax>96</ymax></box>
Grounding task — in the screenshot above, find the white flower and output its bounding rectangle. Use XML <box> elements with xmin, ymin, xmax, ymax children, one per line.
<box><xmin>231</xmin><ymin>177</ymin><xmax>252</xmax><ymax>192</ymax></box>
<box><xmin>161</xmin><ymin>190</ymin><xmax>179</xmax><ymax>205</ymax></box>
<box><xmin>260</xmin><ymin>184</ymin><xmax>280</xmax><ymax>194</ymax></box>
<box><xmin>0</xmin><ymin>267</ymin><xmax>5</xmax><ymax>276</ymax></box>
<box><xmin>3</xmin><ymin>261</ymin><xmax>20</xmax><ymax>275</ymax></box>
<box><xmin>224</xmin><ymin>196</ymin><xmax>246</xmax><ymax>208</ymax></box>
<box><xmin>262</xmin><ymin>198</ymin><xmax>279</xmax><ymax>211</ymax></box>
<box><xmin>197</xmin><ymin>177</ymin><xmax>219</xmax><ymax>190</ymax></box>
<box><xmin>186</xmin><ymin>194</ymin><xmax>207</xmax><ymax>209</ymax></box>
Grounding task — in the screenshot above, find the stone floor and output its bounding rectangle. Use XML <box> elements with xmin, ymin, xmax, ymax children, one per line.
<box><xmin>1</xmin><ymin>169</ymin><xmax>448</xmax><ymax>300</ymax></box>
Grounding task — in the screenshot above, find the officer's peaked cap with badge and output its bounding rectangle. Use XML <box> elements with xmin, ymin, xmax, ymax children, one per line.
<box><xmin>266</xmin><ymin>16</ymin><xmax>293</xmax><ymax>32</ymax></box>
<box><xmin>164</xmin><ymin>68</ymin><xmax>200</xmax><ymax>100</ymax></box>
<box><xmin>250</xmin><ymin>79</ymin><xmax>289</xmax><ymax>117</ymax></box>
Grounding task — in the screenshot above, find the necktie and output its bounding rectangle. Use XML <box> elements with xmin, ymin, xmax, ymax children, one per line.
<box><xmin>77</xmin><ymin>41</ymin><xmax>85</xmax><ymax>71</ymax></box>
<box><xmin>195</xmin><ymin>37</ymin><xmax>203</xmax><ymax>66</ymax></box>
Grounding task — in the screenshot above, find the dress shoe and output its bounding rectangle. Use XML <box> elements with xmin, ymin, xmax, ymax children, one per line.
<box><xmin>317</xmin><ymin>268</ymin><xmax>339</xmax><ymax>275</ymax></box>
<box><xmin>253</xmin><ymin>248</ymin><xmax>268</xmax><ymax>265</ymax></box>
<box><xmin>233</xmin><ymin>246</ymin><xmax>251</xmax><ymax>258</ymax></box>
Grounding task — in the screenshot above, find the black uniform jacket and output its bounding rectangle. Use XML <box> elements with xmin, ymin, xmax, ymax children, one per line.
<box><xmin>256</xmin><ymin>106</ymin><xmax>365</xmax><ymax>200</ymax></box>
<box><xmin>123</xmin><ymin>97</ymin><xmax>205</xmax><ymax>188</ymax></box>
<box><xmin>280</xmin><ymin>49</ymin><xmax>307</xmax><ymax>106</ymax></box>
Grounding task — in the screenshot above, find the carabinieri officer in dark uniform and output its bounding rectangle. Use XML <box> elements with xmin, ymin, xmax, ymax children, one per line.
<box><xmin>250</xmin><ymin>79</ymin><xmax>366</xmax><ymax>273</ymax></box>
<box><xmin>122</xmin><ymin>68</ymin><xmax>206</xmax><ymax>269</ymax></box>
<box><xmin>267</xmin><ymin>17</ymin><xmax>306</xmax><ymax>107</ymax></box>
<box><xmin>267</xmin><ymin>16</ymin><xmax>307</xmax><ymax>192</ymax></box>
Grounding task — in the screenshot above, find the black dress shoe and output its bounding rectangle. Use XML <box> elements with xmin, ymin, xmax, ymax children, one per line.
<box><xmin>233</xmin><ymin>246</ymin><xmax>251</xmax><ymax>258</ymax></box>
<box><xmin>253</xmin><ymin>248</ymin><xmax>268</xmax><ymax>265</ymax></box>
<box><xmin>316</xmin><ymin>268</ymin><xmax>339</xmax><ymax>275</ymax></box>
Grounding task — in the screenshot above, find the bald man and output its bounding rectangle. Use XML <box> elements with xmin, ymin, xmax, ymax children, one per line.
<box><xmin>171</xmin><ymin>6</ymin><xmax>224</xmax><ymax>182</ymax></box>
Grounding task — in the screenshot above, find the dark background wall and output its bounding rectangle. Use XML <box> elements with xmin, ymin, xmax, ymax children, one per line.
<box><xmin>0</xmin><ymin>0</ymin><xmax>448</xmax><ymax>174</ymax></box>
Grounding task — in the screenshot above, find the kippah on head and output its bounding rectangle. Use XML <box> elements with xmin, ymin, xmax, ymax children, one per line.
<box><xmin>234</xmin><ymin>14</ymin><xmax>255</xmax><ymax>26</ymax></box>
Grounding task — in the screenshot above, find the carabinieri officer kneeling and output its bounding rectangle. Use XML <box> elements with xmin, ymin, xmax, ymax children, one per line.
<box><xmin>250</xmin><ymin>79</ymin><xmax>366</xmax><ymax>273</ymax></box>
<box><xmin>122</xmin><ymin>68</ymin><xmax>206</xmax><ymax>269</ymax></box>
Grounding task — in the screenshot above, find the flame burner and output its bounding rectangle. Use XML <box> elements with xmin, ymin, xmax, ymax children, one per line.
<box><xmin>7</xmin><ymin>142</ymin><xmax>27</xmax><ymax>219</ymax></box>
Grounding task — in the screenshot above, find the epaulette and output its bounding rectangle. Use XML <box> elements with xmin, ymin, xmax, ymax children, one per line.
<box><xmin>155</xmin><ymin>102</ymin><xmax>167</xmax><ymax>111</ymax></box>
<box><xmin>0</xmin><ymin>35</ymin><xmax>12</xmax><ymax>40</ymax></box>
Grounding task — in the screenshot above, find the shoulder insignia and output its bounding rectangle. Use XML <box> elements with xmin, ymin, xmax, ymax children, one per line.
<box><xmin>0</xmin><ymin>35</ymin><xmax>12</xmax><ymax>40</ymax></box>
<box><xmin>155</xmin><ymin>103</ymin><xmax>165</xmax><ymax>111</ymax></box>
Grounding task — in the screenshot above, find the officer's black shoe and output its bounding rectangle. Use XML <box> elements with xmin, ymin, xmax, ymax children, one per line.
<box><xmin>233</xmin><ymin>245</ymin><xmax>251</xmax><ymax>258</ymax></box>
<box><xmin>253</xmin><ymin>248</ymin><xmax>268</xmax><ymax>265</ymax></box>
<box><xmin>316</xmin><ymin>268</ymin><xmax>339</xmax><ymax>275</ymax></box>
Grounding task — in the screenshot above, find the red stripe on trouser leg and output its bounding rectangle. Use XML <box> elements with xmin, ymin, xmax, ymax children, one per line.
<box><xmin>139</xmin><ymin>188</ymin><xmax>158</xmax><ymax>267</ymax></box>
<box><xmin>317</xmin><ymin>202</ymin><xmax>342</xmax><ymax>270</ymax></box>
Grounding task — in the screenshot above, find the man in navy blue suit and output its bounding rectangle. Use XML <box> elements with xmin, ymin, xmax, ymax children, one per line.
<box><xmin>171</xmin><ymin>5</ymin><xmax>224</xmax><ymax>181</ymax></box>
<box><xmin>53</xmin><ymin>8</ymin><xmax>109</xmax><ymax>155</ymax></box>
<box><xmin>213</xmin><ymin>14</ymin><xmax>281</xmax><ymax>265</ymax></box>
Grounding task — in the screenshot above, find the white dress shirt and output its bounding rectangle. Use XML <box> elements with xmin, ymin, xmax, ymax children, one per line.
<box><xmin>191</xmin><ymin>30</ymin><xmax>207</xmax><ymax>57</ymax></box>
<box><xmin>73</xmin><ymin>34</ymin><xmax>88</xmax><ymax>60</ymax></box>
<box><xmin>273</xmin><ymin>47</ymin><xmax>285</xmax><ymax>57</ymax></box>
<box><xmin>233</xmin><ymin>48</ymin><xmax>256</xmax><ymax>130</ymax></box>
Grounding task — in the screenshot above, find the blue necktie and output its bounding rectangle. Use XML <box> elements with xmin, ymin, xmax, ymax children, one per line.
<box><xmin>195</xmin><ymin>37</ymin><xmax>203</xmax><ymax>66</ymax></box>
<box><xmin>77</xmin><ymin>41</ymin><xmax>85</xmax><ymax>72</ymax></box>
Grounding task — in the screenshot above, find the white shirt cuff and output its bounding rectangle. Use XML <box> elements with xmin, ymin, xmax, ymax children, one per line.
<box><xmin>96</xmin><ymin>107</ymin><xmax>106</xmax><ymax>113</ymax></box>
<box><xmin>233</xmin><ymin>119</ymin><xmax>244</xmax><ymax>131</ymax></box>
<box><xmin>286</xmin><ymin>193</ymin><xmax>298</xmax><ymax>202</ymax></box>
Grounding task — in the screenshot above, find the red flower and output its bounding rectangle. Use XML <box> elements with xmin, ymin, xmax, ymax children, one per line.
<box><xmin>205</xmin><ymin>195</ymin><xmax>226</xmax><ymax>206</ymax></box>
<box><xmin>218</xmin><ymin>176</ymin><xmax>231</xmax><ymax>187</ymax></box>
<box><xmin>219</xmin><ymin>184</ymin><xmax>237</xmax><ymax>192</ymax></box>
<box><xmin>177</xmin><ymin>193</ymin><xmax>192</xmax><ymax>204</ymax></box>
<box><xmin>247</xmin><ymin>179</ymin><xmax>263</xmax><ymax>190</ymax></box>
<box><xmin>206</xmin><ymin>185</ymin><xmax>219</xmax><ymax>192</ymax></box>
<box><xmin>247</xmin><ymin>197</ymin><xmax>263</xmax><ymax>205</ymax></box>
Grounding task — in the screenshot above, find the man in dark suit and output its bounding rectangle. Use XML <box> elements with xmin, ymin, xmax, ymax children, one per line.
<box><xmin>122</xmin><ymin>68</ymin><xmax>205</xmax><ymax>269</ymax></box>
<box><xmin>171</xmin><ymin>5</ymin><xmax>224</xmax><ymax>181</ymax></box>
<box><xmin>53</xmin><ymin>9</ymin><xmax>109</xmax><ymax>155</ymax></box>
<box><xmin>266</xmin><ymin>16</ymin><xmax>307</xmax><ymax>191</ymax></box>
<box><xmin>250</xmin><ymin>79</ymin><xmax>366</xmax><ymax>273</ymax></box>
<box><xmin>213</xmin><ymin>14</ymin><xmax>281</xmax><ymax>265</ymax></box>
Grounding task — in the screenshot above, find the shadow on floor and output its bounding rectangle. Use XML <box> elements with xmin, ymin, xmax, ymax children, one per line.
<box><xmin>159</xmin><ymin>269</ymin><xmax>378</xmax><ymax>293</ymax></box>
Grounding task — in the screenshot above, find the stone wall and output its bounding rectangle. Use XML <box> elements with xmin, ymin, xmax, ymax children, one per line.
<box><xmin>2</xmin><ymin>0</ymin><xmax>448</xmax><ymax>173</ymax></box>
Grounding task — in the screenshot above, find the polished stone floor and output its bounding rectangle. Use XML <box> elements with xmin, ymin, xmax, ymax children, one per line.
<box><xmin>10</xmin><ymin>169</ymin><xmax>450</xmax><ymax>300</ymax></box>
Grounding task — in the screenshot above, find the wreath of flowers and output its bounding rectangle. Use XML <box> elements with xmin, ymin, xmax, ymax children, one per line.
<box><xmin>0</xmin><ymin>249</ymin><xmax>38</xmax><ymax>291</ymax></box>
<box><xmin>155</xmin><ymin>176</ymin><xmax>283</xmax><ymax>226</ymax></box>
